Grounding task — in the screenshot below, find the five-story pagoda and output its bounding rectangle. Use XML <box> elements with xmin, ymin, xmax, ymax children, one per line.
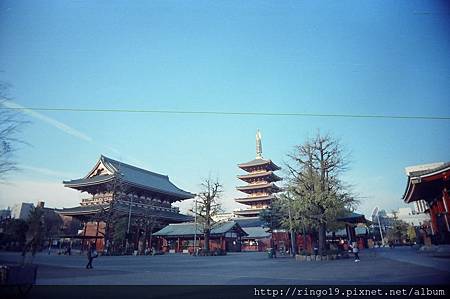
<box><xmin>234</xmin><ymin>130</ymin><xmax>282</xmax><ymax>217</ymax></box>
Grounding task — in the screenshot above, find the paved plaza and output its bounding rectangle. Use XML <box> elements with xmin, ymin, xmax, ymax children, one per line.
<box><xmin>1</xmin><ymin>247</ymin><xmax>449</xmax><ymax>285</ymax></box>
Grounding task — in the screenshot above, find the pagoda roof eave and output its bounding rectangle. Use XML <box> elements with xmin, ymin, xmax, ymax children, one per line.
<box><xmin>238</xmin><ymin>158</ymin><xmax>281</xmax><ymax>171</ymax></box>
<box><xmin>234</xmin><ymin>208</ymin><xmax>265</xmax><ymax>216</ymax></box>
<box><xmin>235</xmin><ymin>195</ymin><xmax>275</xmax><ymax>203</ymax></box>
<box><xmin>237</xmin><ymin>171</ymin><xmax>282</xmax><ymax>181</ymax></box>
<box><xmin>236</xmin><ymin>183</ymin><xmax>281</xmax><ymax>192</ymax></box>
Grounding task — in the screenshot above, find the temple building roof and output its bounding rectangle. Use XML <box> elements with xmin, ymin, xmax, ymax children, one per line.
<box><xmin>238</xmin><ymin>158</ymin><xmax>281</xmax><ymax>171</ymax></box>
<box><xmin>237</xmin><ymin>171</ymin><xmax>282</xmax><ymax>182</ymax></box>
<box><xmin>235</xmin><ymin>195</ymin><xmax>276</xmax><ymax>204</ymax></box>
<box><xmin>63</xmin><ymin>155</ymin><xmax>195</xmax><ymax>200</ymax></box>
<box><xmin>57</xmin><ymin>204</ymin><xmax>109</xmax><ymax>216</ymax></box>
<box><xmin>57</xmin><ymin>203</ymin><xmax>193</xmax><ymax>222</ymax></box>
<box><xmin>236</xmin><ymin>182</ymin><xmax>281</xmax><ymax>193</ymax></box>
<box><xmin>403</xmin><ymin>162</ymin><xmax>450</xmax><ymax>204</ymax></box>
<box><xmin>234</xmin><ymin>208</ymin><xmax>265</xmax><ymax>217</ymax></box>
<box><xmin>336</xmin><ymin>212</ymin><xmax>368</xmax><ymax>224</ymax></box>
<box><xmin>232</xmin><ymin>217</ymin><xmax>266</xmax><ymax>227</ymax></box>
<box><xmin>242</xmin><ymin>226</ymin><xmax>271</xmax><ymax>239</ymax></box>
<box><xmin>153</xmin><ymin>221</ymin><xmax>247</xmax><ymax>237</ymax></box>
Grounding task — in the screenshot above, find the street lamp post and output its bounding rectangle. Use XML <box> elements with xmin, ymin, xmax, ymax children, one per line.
<box><xmin>193</xmin><ymin>197</ymin><xmax>197</xmax><ymax>256</ymax></box>
<box><xmin>288</xmin><ymin>200</ymin><xmax>296</xmax><ymax>257</ymax></box>
<box><xmin>372</xmin><ymin>207</ymin><xmax>385</xmax><ymax>246</ymax></box>
<box><xmin>126</xmin><ymin>194</ymin><xmax>134</xmax><ymax>254</ymax></box>
<box><xmin>377</xmin><ymin>211</ymin><xmax>385</xmax><ymax>246</ymax></box>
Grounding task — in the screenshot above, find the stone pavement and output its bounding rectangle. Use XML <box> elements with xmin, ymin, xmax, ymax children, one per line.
<box><xmin>1</xmin><ymin>247</ymin><xmax>449</xmax><ymax>285</ymax></box>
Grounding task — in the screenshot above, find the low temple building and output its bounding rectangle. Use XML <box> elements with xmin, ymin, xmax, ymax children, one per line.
<box><xmin>153</xmin><ymin>221</ymin><xmax>247</xmax><ymax>253</ymax></box>
<box><xmin>234</xmin><ymin>217</ymin><xmax>271</xmax><ymax>252</ymax></box>
<box><xmin>403</xmin><ymin>162</ymin><xmax>450</xmax><ymax>244</ymax></box>
<box><xmin>336</xmin><ymin>212</ymin><xmax>369</xmax><ymax>249</ymax></box>
<box><xmin>58</xmin><ymin>155</ymin><xmax>194</xmax><ymax>253</ymax></box>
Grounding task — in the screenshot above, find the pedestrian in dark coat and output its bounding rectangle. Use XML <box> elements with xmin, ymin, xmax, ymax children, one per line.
<box><xmin>86</xmin><ymin>242</ymin><xmax>97</xmax><ymax>269</ymax></box>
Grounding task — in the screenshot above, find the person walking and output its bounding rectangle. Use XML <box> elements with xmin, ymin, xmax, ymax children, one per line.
<box><xmin>351</xmin><ymin>241</ymin><xmax>360</xmax><ymax>262</ymax></box>
<box><xmin>86</xmin><ymin>242</ymin><xmax>98</xmax><ymax>269</ymax></box>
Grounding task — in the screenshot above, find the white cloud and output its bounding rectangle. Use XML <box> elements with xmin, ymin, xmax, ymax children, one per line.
<box><xmin>0</xmin><ymin>180</ymin><xmax>84</xmax><ymax>209</ymax></box>
<box><xmin>18</xmin><ymin>165</ymin><xmax>77</xmax><ymax>179</ymax></box>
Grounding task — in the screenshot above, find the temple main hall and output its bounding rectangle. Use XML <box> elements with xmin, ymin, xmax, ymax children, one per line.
<box><xmin>58</xmin><ymin>155</ymin><xmax>194</xmax><ymax>253</ymax></box>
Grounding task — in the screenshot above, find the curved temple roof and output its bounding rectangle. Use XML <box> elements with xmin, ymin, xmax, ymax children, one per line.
<box><xmin>57</xmin><ymin>203</ymin><xmax>193</xmax><ymax>222</ymax></box>
<box><xmin>235</xmin><ymin>194</ymin><xmax>275</xmax><ymax>203</ymax></box>
<box><xmin>336</xmin><ymin>212</ymin><xmax>368</xmax><ymax>224</ymax></box>
<box><xmin>63</xmin><ymin>155</ymin><xmax>195</xmax><ymax>200</ymax></box>
<box><xmin>237</xmin><ymin>171</ymin><xmax>282</xmax><ymax>182</ymax></box>
<box><xmin>153</xmin><ymin>221</ymin><xmax>247</xmax><ymax>237</ymax></box>
<box><xmin>402</xmin><ymin>162</ymin><xmax>450</xmax><ymax>204</ymax></box>
<box><xmin>238</xmin><ymin>158</ymin><xmax>281</xmax><ymax>171</ymax></box>
<box><xmin>236</xmin><ymin>182</ymin><xmax>281</xmax><ymax>192</ymax></box>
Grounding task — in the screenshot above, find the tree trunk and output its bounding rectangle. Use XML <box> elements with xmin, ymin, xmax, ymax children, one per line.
<box><xmin>318</xmin><ymin>222</ymin><xmax>326</xmax><ymax>255</ymax></box>
<box><xmin>204</xmin><ymin>229</ymin><xmax>210</xmax><ymax>252</ymax></box>
<box><xmin>149</xmin><ymin>222</ymin><xmax>155</xmax><ymax>252</ymax></box>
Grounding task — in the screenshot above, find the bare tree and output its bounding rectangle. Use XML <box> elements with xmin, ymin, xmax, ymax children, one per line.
<box><xmin>135</xmin><ymin>208</ymin><xmax>160</xmax><ymax>255</ymax></box>
<box><xmin>193</xmin><ymin>177</ymin><xmax>223</xmax><ymax>252</ymax></box>
<box><xmin>286</xmin><ymin>132</ymin><xmax>358</xmax><ymax>255</ymax></box>
<box><xmin>21</xmin><ymin>207</ymin><xmax>64</xmax><ymax>263</ymax></box>
<box><xmin>21</xmin><ymin>208</ymin><xmax>44</xmax><ymax>264</ymax></box>
<box><xmin>103</xmin><ymin>173</ymin><xmax>128</xmax><ymax>253</ymax></box>
<box><xmin>0</xmin><ymin>81</ymin><xmax>27</xmax><ymax>180</ymax></box>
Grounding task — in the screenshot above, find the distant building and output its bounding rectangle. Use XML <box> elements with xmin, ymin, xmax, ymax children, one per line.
<box><xmin>387</xmin><ymin>207</ymin><xmax>430</xmax><ymax>227</ymax></box>
<box><xmin>0</xmin><ymin>207</ymin><xmax>11</xmax><ymax>220</ymax></box>
<box><xmin>11</xmin><ymin>202</ymin><xmax>34</xmax><ymax>220</ymax></box>
<box><xmin>371</xmin><ymin>209</ymin><xmax>395</xmax><ymax>229</ymax></box>
<box><xmin>403</xmin><ymin>162</ymin><xmax>450</xmax><ymax>244</ymax></box>
<box><xmin>0</xmin><ymin>208</ymin><xmax>11</xmax><ymax>220</ymax></box>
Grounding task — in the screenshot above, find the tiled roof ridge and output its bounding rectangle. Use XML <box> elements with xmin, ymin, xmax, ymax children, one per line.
<box><xmin>238</xmin><ymin>158</ymin><xmax>272</xmax><ymax>166</ymax></box>
<box><xmin>101</xmin><ymin>155</ymin><xmax>169</xmax><ymax>179</ymax></box>
<box><xmin>408</xmin><ymin>161</ymin><xmax>450</xmax><ymax>178</ymax></box>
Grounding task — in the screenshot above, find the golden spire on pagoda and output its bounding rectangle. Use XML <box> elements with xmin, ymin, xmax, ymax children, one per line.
<box><xmin>256</xmin><ymin>129</ymin><xmax>262</xmax><ymax>159</ymax></box>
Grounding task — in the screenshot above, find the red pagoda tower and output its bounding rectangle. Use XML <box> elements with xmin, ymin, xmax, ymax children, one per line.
<box><xmin>234</xmin><ymin>130</ymin><xmax>282</xmax><ymax>218</ymax></box>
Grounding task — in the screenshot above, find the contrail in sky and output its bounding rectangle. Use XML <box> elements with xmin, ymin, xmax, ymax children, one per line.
<box><xmin>1</xmin><ymin>100</ymin><xmax>145</xmax><ymax>168</ymax></box>
<box><xmin>1</xmin><ymin>100</ymin><xmax>93</xmax><ymax>142</ymax></box>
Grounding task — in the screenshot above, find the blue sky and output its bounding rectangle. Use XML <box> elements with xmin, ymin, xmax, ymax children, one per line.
<box><xmin>0</xmin><ymin>0</ymin><xmax>449</xmax><ymax>217</ymax></box>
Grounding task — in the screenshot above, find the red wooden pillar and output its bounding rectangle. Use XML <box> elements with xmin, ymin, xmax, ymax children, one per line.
<box><xmin>430</xmin><ymin>205</ymin><xmax>438</xmax><ymax>235</ymax></box>
<box><xmin>443</xmin><ymin>189</ymin><xmax>450</xmax><ymax>232</ymax></box>
<box><xmin>220</xmin><ymin>236</ymin><xmax>224</xmax><ymax>250</ymax></box>
<box><xmin>177</xmin><ymin>237</ymin><xmax>180</xmax><ymax>253</ymax></box>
